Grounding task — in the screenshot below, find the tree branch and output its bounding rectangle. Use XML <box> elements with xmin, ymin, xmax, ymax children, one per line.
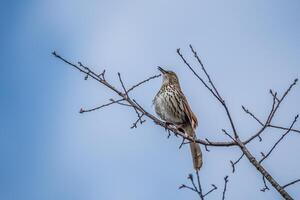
<box><xmin>230</xmin><ymin>153</ymin><xmax>244</xmax><ymax>173</ymax></box>
<box><xmin>282</xmin><ymin>179</ymin><xmax>300</xmax><ymax>189</ymax></box>
<box><xmin>259</xmin><ymin>115</ymin><xmax>298</xmax><ymax>164</ymax></box>
<box><xmin>53</xmin><ymin>47</ymin><xmax>299</xmax><ymax>200</ymax></box>
<box><xmin>179</xmin><ymin>45</ymin><xmax>297</xmax><ymax>200</ymax></box>
<box><xmin>222</xmin><ymin>176</ymin><xmax>229</xmax><ymax>200</ymax></box>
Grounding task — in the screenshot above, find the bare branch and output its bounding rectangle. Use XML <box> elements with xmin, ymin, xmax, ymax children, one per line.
<box><xmin>127</xmin><ymin>73</ymin><xmax>161</xmax><ymax>93</ymax></box>
<box><xmin>55</xmin><ymin>52</ymin><xmax>240</xmax><ymax>147</ymax></box>
<box><xmin>189</xmin><ymin>44</ymin><xmax>223</xmax><ymax>101</ymax></box>
<box><xmin>243</xmin><ymin>90</ymin><xmax>278</xmax><ymax>144</ymax></box>
<box><xmin>99</xmin><ymin>69</ymin><xmax>106</xmax><ymax>80</ymax></box>
<box><xmin>183</xmin><ymin>45</ymin><xmax>239</xmax><ymax>139</ymax></box>
<box><xmin>266</xmin><ymin>90</ymin><xmax>278</xmax><ymax>124</ymax></box>
<box><xmin>130</xmin><ymin>113</ymin><xmax>145</xmax><ymax>129</ymax></box>
<box><xmin>176</xmin><ymin>48</ymin><xmax>222</xmax><ymax>103</ymax></box>
<box><xmin>230</xmin><ymin>153</ymin><xmax>244</xmax><ymax>173</ymax></box>
<box><xmin>259</xmin><ymin>115</ymin><xmax>299</xmax><ymax>164</ymax></box>
<box><xmin>260</xmin><ymin>175</ymin><xmax>270</xmax><ymax>192</ymax></box>
<box><xmin>242</xmin><ymin>105</ymin><xmax>264</xmax><ymax>126</ymax></box>
<box><xmin>53</xmin><ymin>49</ymin><xmax>298</xmax><ymax>200</ymax></box>
<box><xmin>179</xmin><ymin>184</ymin><xmax>198</xmax><ymax>193</ymax></box>
<box><xmin>179</xmin><ymin>46</ymin><xmax>296</xmax><ymax>199</ymax></box>
<box><xmin>188</xmin><ymin>173</ymin><xmax>203</xmax><ymax>199</ymax></box>
<box><xmin>243</xmin><ymin>79</ymin><xmax>299</xmax><ymax>146</ymax></box>
<box><xmin>270</xmin><ymin>89</ymin><xmax>280</xmax><ymax>102</ymax></box>
<box><xmin>222</xmin><ymin>129</ymin><xmax>236</xmax><ymax>142</ymax></box>
<box><xmin>79</xmin><ymin>99</ymin><xmax>125</xmax><ymax>113</ymax></box>
<box><xmin>222</xmin><ymin>176</ymin><xmax>229</xmax><ymax>200</ymax></box>
<box><xmin>179</xmin><ymin>138</ymin><xmax>186</xmax><ymax>149</ymax></box>
<box><xmin>204</xmin><ymin>145</ymin><xmax>210</xmax><ymax>152</ymax></box>
<box><xmin>268</xmin><ymin>124</ymin><xmax>300</xmax><ymax>134</ymax></box>
<box><xmin>195</xmin><ymin>171</ymin><xmax>204</xmax><ymax>199</ymax></box>
<box><xmin>180</xmin><ymin>172</ymin><xmax>218</xmax><ymax>199</ymax></box>
<box><xmin>282</xmin><ymin>179</ymin><xmax>300</xmax><ymax>189</ymax></box>
<box><xmin>109</xmin><ymin>98</ymin><xmax>131</xmax><ymax>107</ymax></box>
<box><xmin>202</xmin><ymin>184</ymin><xmax>217</xmax><ymax>198</ymax></box>
<box><xmin>269</xmin><ymin>79</ymin><xmax>298</xmax><ymax>121</ymax></box>
<box><xmin>132</xmin><ymin>105</ymin><xmax>144</xmax><ymax>125</ymax></box>
<box><xmin>117</xmin><ymin>72</ymin><xmax>128</xmax><ymax>95</ymax></box>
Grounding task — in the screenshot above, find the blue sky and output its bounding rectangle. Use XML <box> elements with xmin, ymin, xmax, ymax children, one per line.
<box><xmin>1</xmin><ymin>0</ymin><xmax>300</xmax><ymax>199</ymax></box>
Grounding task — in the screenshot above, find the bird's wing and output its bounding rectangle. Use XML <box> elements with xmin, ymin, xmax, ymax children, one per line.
<box><xmin>180</xmin><ymin>91</ymin><xmax>198</xmax><ymax>129</ymax></box>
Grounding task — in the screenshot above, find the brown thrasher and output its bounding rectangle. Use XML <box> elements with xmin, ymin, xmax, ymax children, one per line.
<box><xmin>153</xmin><ymin>67</ymin><xmax>202</xmax><ymax>170</ymax></box>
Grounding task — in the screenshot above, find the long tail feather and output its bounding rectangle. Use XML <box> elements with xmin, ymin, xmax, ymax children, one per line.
<box><xmin>190</xmin><ymin>142</ymin><xmax>202</xmax><ymax>170</ymax></box>
<box><xmin>183</xmin><ymin>124</ymin><xmax>203</xmax><ymax>170</ymax></box>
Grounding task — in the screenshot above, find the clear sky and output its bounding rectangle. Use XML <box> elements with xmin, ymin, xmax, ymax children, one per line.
<box><xmin>1</xmin><ymin>0</ymin><xmax>300</xmax><ymax>199</ymax></box>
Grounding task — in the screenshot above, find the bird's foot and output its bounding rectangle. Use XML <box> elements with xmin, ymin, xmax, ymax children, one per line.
<box><xmin>164</xmin><ymin>122</ymin><xmax>172</xmax><ymax>130</ymax></box>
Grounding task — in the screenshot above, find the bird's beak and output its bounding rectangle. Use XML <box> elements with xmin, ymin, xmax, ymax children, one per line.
<box><xmin>158</xmin><ymin>66</ymin><xmax>167</xmax><ymax>74</ymax></box>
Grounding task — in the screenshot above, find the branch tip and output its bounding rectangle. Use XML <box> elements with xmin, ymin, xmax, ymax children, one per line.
<box><xmin>179</xmin><ymin>184</ymin><xmax>186</xmax><ymax>189</ymax></box>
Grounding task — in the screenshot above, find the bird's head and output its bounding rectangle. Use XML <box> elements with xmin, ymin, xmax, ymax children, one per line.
<box><xmin>158</xmin><ymin>66</ymin><xmax>180</xmax><ymax>86</ymax></box>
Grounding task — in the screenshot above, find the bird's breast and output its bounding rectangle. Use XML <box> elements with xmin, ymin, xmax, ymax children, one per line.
<box><xmin>153</xmin><ymin>90</ymin><xmax>185</xmax><ymax>124</ymax></box>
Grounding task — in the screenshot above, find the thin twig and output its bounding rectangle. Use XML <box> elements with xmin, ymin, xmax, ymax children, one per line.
<box><xmin>79</xmin><ymin>99</ymin><xmax>125</xmax><ymax>113</ymax></box>
<box><xmin>117</xmin><ymin>72</ymin><xmax>128</xmax><ymax>95</ymax></box>
<box><xmin>202</xmin><ymin>184</ymin><xmax>217</xmax><ymax>198</ymax></box>
<box><xmin>268</xmin><ymin>124</ymin><xmax>300</xmax><ymax>134</ymax></box>
<box><xmin>132</xmin><ymin>106</ymin><xmax>143</xmax><ymax>123</ymax></box>
<box><xmin>270</xmin><ymin>89</ymin><xmax>280</xmax><ymax>102</ymax></box>
<box><xmin>222</xmin><ymin>129</ymin><xmax>236</xmax><ymax>142</ymax></box>
<box><xmin>196</xmin><ymin>170</ymin><xmax>204</xmax><ymax>200</ymax></box>
<box><xmin>189</xmin><ymin>44</ymin><xmax>223</xmax><ymax>101</ymax></box>
<box><xmin>127</xmin><ymin>74</ymin><xmax>161</xmax><ymax>93</ymax></box>
<box><xmin>179</xmin><ymin>46</ymin><xmax>295</xmax><ymax>199</ymax></box>
<box><xmin>222</xmin><ymin>176</ymin><xmax>229</xmax><ymax>200</ymax></box>
<box><xmin>188</xmin><ymin>173</ymin><xmax>203</xmax><ymax>199</ymax></box>
<box><xmin>130</xmin><ymin>113</ymin><xmax>145</xmax><ymax>129</ymax></box>
<box><xmin>204</xmin><ymin>145</ymin><xmax>210</xmax><ymax>152</ymax></box>
<box><xmin>179</xmin><ymin>138</ymin><xmax>186</xmax><ymax>149</ymax></box>
<box><xmin>179</xmin><ymin>184</ymin><xmax>198</xmax><ymax>192</ymax></box>
<box><xmin>176</xmin><ymin>48</ymin><xmax>222</xmax><ymax>103</ymax></box>
<box><xmin>259</xmin><ymin>115</ymin><xmax>299</xmax><ymax>163</ymax></box>
<box><xmin>99</xmin><ymin>69</ymin><xmax>106</xmax><ymax>80</ymax></box>
<box><xmin>184</xmin><ymin>45</ymin><xmax>239</xmax><ymax>139</ymax></box>
<box><xmin>109</xmin><ymin>98</ymin><xmax>132</xmax><ymax>107</ymax></box>
<box><xmin>260</xmin><ymin>176</ymin><xmax>270</xmax><ymax>192</ymax></box>
<box><xmin>243</xmin><ymin>91</ymin><xmax>278</xmax><ymax>144</ymax></box>
<box><xmin>282</xmin><ymin>179</ymin><xmax>300</xmax><ymax>189</ymax></box>
<box><xmin>269</xmin><ymin>79</ymin><xmax>298</xmax><ymax>121</ymax></box>
<box><xmin>242</xmin><ymin>105</ymin><xmax>264</xmax><ymax>126</ymax></box>
<box><xmin>230</xmin><ymin>153</ymin><xmax>245</xmax><ymax>173</ymax></box>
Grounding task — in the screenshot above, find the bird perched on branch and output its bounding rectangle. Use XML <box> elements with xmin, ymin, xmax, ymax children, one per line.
<box><xmin>153</xmin><ymin>67</ymin><xmax>202</xmax><ymax>170</ymax></box>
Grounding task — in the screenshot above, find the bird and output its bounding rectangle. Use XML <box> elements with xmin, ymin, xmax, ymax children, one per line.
<box><xmin>153</xmin><ymin>66</ymin><xmax>202</xmax><ymax>170</ymax></box>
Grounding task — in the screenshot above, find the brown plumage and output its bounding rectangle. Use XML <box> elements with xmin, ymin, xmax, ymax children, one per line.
<box><xmin>153</xmin><ymin>67</ymin><xmax>202</xmax><ymax>170</ymax></box>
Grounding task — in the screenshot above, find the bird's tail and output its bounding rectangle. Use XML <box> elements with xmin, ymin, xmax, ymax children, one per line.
<box><xmin>184</xmin><ymin>125</ymin><xmax>203</xmax><ymax>170</ymax></box>
<box><xmin>189</xmin><ymin>141</ymin><xmax>202</xmax><ymax>170</ymax></box>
